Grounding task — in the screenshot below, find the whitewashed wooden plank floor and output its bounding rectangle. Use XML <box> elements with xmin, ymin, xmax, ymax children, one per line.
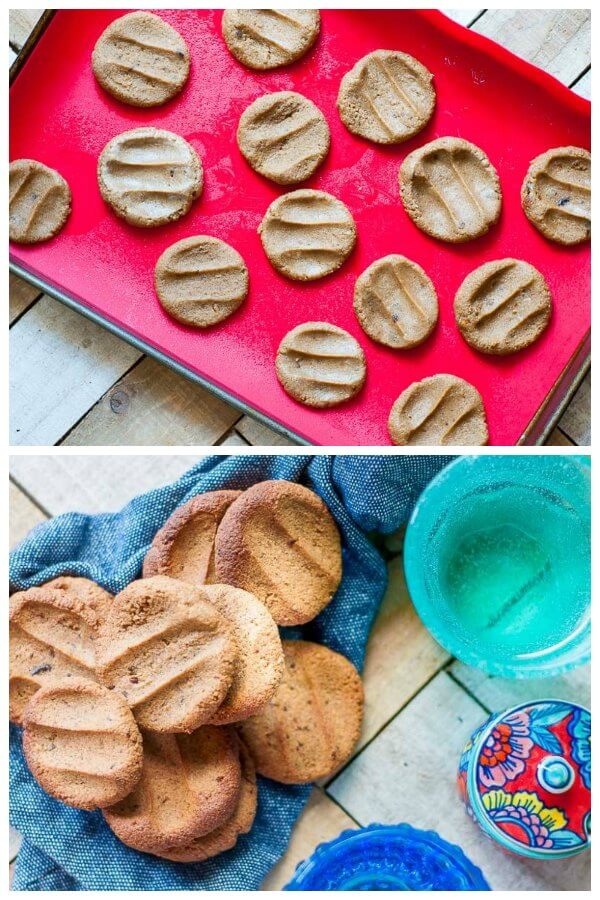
<box><xmin>9</xmin><ymin>9</ymin><xmax>590</xmax><ymax>448</ymax></box>
<box><xmin>8</xmin><ymin>455</ymin><xmax>591</xmax><ymax>890</ymax></box>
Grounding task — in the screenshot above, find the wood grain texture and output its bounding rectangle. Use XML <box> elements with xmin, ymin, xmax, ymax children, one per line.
<box><xmin>9</xmin><ymin>9</ymin><xmax>44</xmax><ymax>51</ymax></box>
<box><xmin>358</xmin><ymin>556</ymin><xmax>450</xmax><ymax>750</ymax></box>
<box><xmin>472</xmin><ymin>9</ymin><xmax>590</xmax><ymax>86</ymax></box>
<box><xmin>9</xmin><ymin>273</ymin><xmax>41</xmax><ymax>325</ymax></box>
<box><xmin>262</xmin><ymin>788</ymin><xmax>356</xmax><ymax>890</ymax></box>
<box><xmin>10</xmin><ymin>295</ymin><xmax>141</xmax><ymax>446</ymax></box>
<box><xmin>572</xmin><ymin>67</ymin><xmax>591</xmax><ymax>99</ymax></box>
<box><xmin>450</xmin><ymin>660</ymin><xmax>591</xmax><ymax>712</ymax></box>
<box><xmin>9</xmin><ymin>481</ymin><xmax>47</xmax><ymax>548</ymax></box>
<box><xmin>328</xmin><ymin>672</ymin><xmax>590</xmax><ymax>890</ymax></box>
<box><xmin>557</xmin><ymin>372</ymin><xmax>591</xmax><ymax>446</ymax></box>
<box><xmin>220</xmin><ymin>429</ymin><xmax>250</xmax><ymax>446</ymax></box>
<box><xmin>62</xmin><ymin>356</ymin><xmax>239</xmax><ymax>447</ymax></box>
<box><xmin>442</xmin><ymin>9</ymin><xmax>485</xmax><ymax>27</ymax></box>
<box><xmin>545</xmin><ymin>426</ymin><xmax>575</xmax><ymax>446</ymax></box>
<box><xmin>9</xmin><ymin>455</ymin><xmax>204</xmax><ymax>515</ymax></box>
<box><xmin>236</xmin><ymin>415</ymin><xmax>298</xmax><ymax>447</ymax></box>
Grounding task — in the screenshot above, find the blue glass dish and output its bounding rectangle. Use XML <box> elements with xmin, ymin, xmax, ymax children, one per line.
<box><xmin>403</xmin><ymin>455</ymin><xmax>590</xmax><ymax>679</ymax></box>
<box><xmin>284</xmin><ymin>823</ymin><xmax>490</xmax><ymax>890</ymax></box>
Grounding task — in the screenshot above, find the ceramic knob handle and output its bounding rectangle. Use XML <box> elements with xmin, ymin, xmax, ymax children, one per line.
<box><xmin>537</xmin><ymin>756</ymin><xmax>575</xmax><ymax>794</ymax></box>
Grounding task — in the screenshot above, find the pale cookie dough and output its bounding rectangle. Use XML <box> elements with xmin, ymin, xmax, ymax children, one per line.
<box><xmin>454</xmin><ymin>259</ymin><xmax>551</xmax><ymax>355</ymax></box>
<box><xmin>97</xmin><ymin>127</ymin><xmax>202</xmax><ymax>227</ymax></box>
<box><xmin>92</xmin><ymin>11</ymin><xmax>190</xmax><ymax>108</ymax></box>
<box><xmin>521</xmin><ymin>146</ymin><xmax>591</xmax><ymax>245</ymax></box>
<box><xmin>9</xmin><ymin>159</ymin><xmax>71</xmax><ymax>244</ymax></box>
<box><xmin>337</xmin><ymin>49</ymin><xmax>435</xmax><ymax>145</ymax></box>
<box><xmin>399</xmin><ymin>137</ymin><xmax>502</xmax><ymax>242</ymax></box>
<box><xmin>155</xmin><ymin>236</ymin><xmax>248</xmax><ymax>327</ymax></box>
<box><xmin>222</xmin><ymin>9</ymin><xmax>320</xmax><ymax>70</ymax></box>
<box><xmin>276</xmin><ymin>322</ymin><xmax>366</xmax><ymax>407</ymax></box>
<box><xmin>237</xmin><ymin>91</ymin><xmax>330</xmax><ymax>185</ymax></box>
<box><xmin>259</xmin><ymin>189</ymin><xmax>356</xmax><ymax>281</ymax></box>
<box><xmin>388</xmin><ymin>374</ymin><xmax>488</xmax><ymax>446</ymax></box>
<box><xmin>354</xmin><ymin>254</ymin><xmax>438</xmax><ymax>349</ymax></box>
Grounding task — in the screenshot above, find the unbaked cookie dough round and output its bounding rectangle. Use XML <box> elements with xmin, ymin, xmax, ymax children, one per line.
<box><xmin>388</xmin><ymin>374</ymin><xmax>488</xmax><ymax>446</ymax></box>
<box><xmin>92</xmin><ymin>11</ymin><xmax>190</xmax><ymax>108</ymax></box>
<box><xmin>222</xmin><ymin>9</ymin><xmax>320</xmax><ymax>70</ymax></box>
<box><xmin>337</xmin><ymin>49</ymin><xmax>435</xmax><ymax>145</ymax></box>
<box><xmin>97</xmin><ymin>127</ymin><xmax>202</xmax><ymax>228</ymax></box>
<box><xmin>9</xmin><ymin>159</ymin><xmax>71</xmax><ymax>244</ymax></box>
<box><xmin>259</xmin><ymin>189</ymin><xmax>356</xmax><ymax>281</ymax></box>
<box><xmin>237</xmin><ymin>91</ymin><xmax>329</xmax><ymax>185</ymax></box>
<box><xmin>155</xmin><ymin>236</ymin><xmax>248</xmax><ymax>328</ymax></box>
<box><xmin>354</xmin><ymin>254</ymin><xmax>438</xmax><ymax>349</ymax></box>
<box><xmin>521</xmin><ymin>146</ymin><xmax>590</xmax><ymax>245</ymax></box>
<box><xmin>399</xmin><ymin>137</ymin><xmax>501</xmax><ymax>242</ymax></box>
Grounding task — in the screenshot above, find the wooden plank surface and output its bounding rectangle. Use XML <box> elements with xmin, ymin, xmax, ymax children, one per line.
<box><xmin>556</xmin><ymin>373</ymin><xmax>591</xmax><ymax>447</ymax></box>
<box><xmin>8</xmin><ymin>8</ymin><xmax>591</xmax><ymax>447</ymax></box>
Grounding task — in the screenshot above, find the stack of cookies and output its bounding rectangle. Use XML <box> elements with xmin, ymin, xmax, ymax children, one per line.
<box><xmin>9</xmin><ymin>480</ymin><xmax>364</xmax><ymax>862</ymax></box>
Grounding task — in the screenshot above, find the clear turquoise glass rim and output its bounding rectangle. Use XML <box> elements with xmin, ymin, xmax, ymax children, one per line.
<box><xmin>403</xmin><ymin>455</ymin><xmax>591</xmax><ymax>679</ymax></box>
<box><xmin>466</xmin><ymin>699</ymin><xmax>591</xmax><ymax>860</ymax></box>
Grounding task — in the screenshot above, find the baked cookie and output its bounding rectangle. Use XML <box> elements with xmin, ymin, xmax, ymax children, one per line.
<box><xmin>158</xmin><ymin>738</ymin><xmax>257</xmax><ymax>862</ymax></box>
<box><xmin>215</xmin><ymin>480</ymin><xmax>342</xmax><ymax>626</ymax></box>
<box><xmin>399</xmin><ymin>137</ymin><xmax>502</xmax><ymax>242</ymax></box>
<box><xmin>9</xmin><ymin>587</ymin><xmax>98</xmax><ymax>726</ymax></box>
<box><xmin>9</xmin><ymin>159</ymin><xmax>71</xmax><ymax>244</ymax></box>
<box><xmin>97</xmin><ymin>127</ymin><xmax>202</xmax><ymax>228</ymax></box>
<box><xmin>521</xmin><ymin>146</ymin><xmax>591</xmax><ymax>245</ymax></box>
<box><xmin>454</xmin><ymin>259</ymin><xmax>551</xmax><ymax>355</ymax></box>
<box><xmin>95</xmin><ymin>576</ymin><xmax>236</xmax><ymax>733</ymax></box>
<box><xmin>154</xmin><ymin>237</ymin><xmax>248</xmax><ymax>328</ymax></box>
<box><xmin>276</xmin><ymin>322</ymin><xmax>366</xmax><ymax>407</ymax></box>
<box><xmin>354</xmin><ymin>254</ymin><xmax>438</xmax><ymax>349</ymax></box>
<box><xmin>222</xmin><ymin>9</ymin><xmax>320</xmax><ymax>70</ymax></box>
<box><xmin>42</xmin><ymin>576</ymin><xmax>113</xmax><ymax>622</ymax></box>
<box><xmin>337</xmin><ymin>50</ymin><xmax>435</xmax><ymax>145</ymax></box>
<box><xmin>103</xmin><ymin>725</ymin><xmax>241</xmax><ymax>853</ymax></box>
<box><xmin>259</xmin><ymin>189</ymin><xmax>356</xmax><ymax>281</ymax></box>
<box><xmin>92</xmin><ymin>11</ymin><xmax>190</xmax><ymax>108</ymax></box>
<box><xmin>204</xmin><ymin>585</ymin><xmax>284</xmax><ymax>724</ymax></box>
<box><xmin>388</xmin><ymin>374</ymin><xmax>488</xmax><ymax>446</ymax></box>
<box><xmin>23</xmin><ymin>679</ymin><xmax>143</xmax><ymax>810</ymax></box>
<box><xmin>239</xmin><ymin>640</ymin><xmax>363</xmax><ymax>783</ymax></box>
<box><xmin>237</xmin><ymin>91</ymin><xmax>330</xmax><ymax>185</ymax></box>
<box><xmin>143</xmin><ymin>491</ymin><xmax>242</xmax><ymax>585</ymax></box>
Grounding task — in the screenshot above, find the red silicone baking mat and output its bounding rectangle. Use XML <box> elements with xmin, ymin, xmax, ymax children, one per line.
<box><xmin>10</xmin><ymin>9</ymin><xmax>590</xmax><ymax>446</ymax></box>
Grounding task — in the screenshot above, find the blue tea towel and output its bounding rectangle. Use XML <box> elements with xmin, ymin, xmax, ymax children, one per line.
<box><xmin>10</xmin><ymin>453</ymin><xmax>449</xmax><ymax>891</ymax></box>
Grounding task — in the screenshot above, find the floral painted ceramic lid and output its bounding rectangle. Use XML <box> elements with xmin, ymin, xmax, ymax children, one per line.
<box><xmin>459</xmin><ymin>700</ymin><xmax>590</xmax><ymax>859</ymax></box>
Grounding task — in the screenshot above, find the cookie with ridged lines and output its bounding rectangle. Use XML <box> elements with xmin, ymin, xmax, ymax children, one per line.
<box><xmin>203</xmin><ymin>585</ymin><xmax>284</xmax><ymax>724</ymax></box>
<box><xmin>276</xmin><ymin>322</ymin><xmax>366</xmax><ymax>408</ymax></box>
<box><xmin>239</xmin><ymin>640</ymin><xmax>364</xmax><ymax>784</ymax></box>
<box><xmin>9</xmin><ymin>159</ymin><xmax>71</xmax><ymax>244</ymax></box>
<box><xmin>354</xmin><ymin>254</ymin><xmax>438</xmax><ymax>349</ymax></box>
<box><xmin>103</xmin><ymin>725</ymin><xmax>241</xmax><ymax>853</ymax></box>
<box><xmin>215</xmin><ymin>480</ymin><xmax>342</xmax><ymax>626</ymax></box>
<box><xmin>454</xmin><ymin>259</ymin><xmax>552</xmax><ymax>355</ymax></box>
<box><xmin>92</xmin><ymin>12</ymin><xmax>190</xmax><ymax>108</ymax></box>
<box><xmin>337</xmin><ymin>50</ymin><xmax>435</xmax><ymax>145</ymax></box>
<box><xmin>143</xmin><ymin>491</ymin><xmax>242</xmax><ymax>585</ymax></box>
<box><xmin>399</xmin><ymin>137</ymin><xmax>502</xmax><ymax>243</ymax></box>
<box><xmin>222</xmin><ymin>9</ymin><xmax>320</xmax><ymax>71</ymax></box>
<box><xmin>157</xmin><ymin>738</ymin><xmax>257</xmax><ymax>862</ymax></box>
<box><xmin>388</xmin><ymin>374</ymin><xmax>488</xmax><ymax>446</ymax></box>
<box><xmin>521</xmin><ymin>146</ymin><xmax>590</xmax><ymax>245</ymax></box>
<box><xmin>23</xmin><ymin>679</ymin><xmax>143</xmax><ymax>810</ymax></box>
<box><xmin>97</xmin><ymin>127</ymin><xmax>202</xmax><ymax>228</ymax></box>
<box><xmin>42</xmin><ymin>576</ymin><xmax>113</xmax><ymax>622</ymax></box>
<box><xmin>259</xmin><ymin>189</ymin><xmax>357</xmax><ymax>281</ymax></box>
<box><xmin>9</xmin><ymin>587</ymin><xmax>99</xmax><ymax>726</ymax></box>
<box><xmin>238</xmin><ymin>91</ymin><xmax>330</xmax><ymax>185</ymax></box>
<box><xmin>95</xmin><ymin>576</ymin><xmax>236</xmax><ymax>733</ymax></box>
<box><xmin>155</xmin><ymin>237</ymin><xmax>248</xmax><ymax>328</ymax></box>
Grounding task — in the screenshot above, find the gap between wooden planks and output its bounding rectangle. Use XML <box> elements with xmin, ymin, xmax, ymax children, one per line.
<box><xmin>9</xmin><ymin>9</ymin><xmax>591</xmax><ymax>447</ymax></box>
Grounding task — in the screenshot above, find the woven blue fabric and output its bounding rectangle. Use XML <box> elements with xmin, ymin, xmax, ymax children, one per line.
<box><xmin>10</xmin><ymin>453</ymin><xmax>449</xmax><ymax>891</ymax></box>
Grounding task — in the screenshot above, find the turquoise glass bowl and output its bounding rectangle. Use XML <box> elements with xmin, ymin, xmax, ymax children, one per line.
<box><xmin>284</xmin><ymin>823</ymin><xmax>490</xmax><ymax>890</ymax></box>
<box><xmin>403</xmin><ymin>456</ymin><xmax>590</xmax><ymax>678</ymax></box>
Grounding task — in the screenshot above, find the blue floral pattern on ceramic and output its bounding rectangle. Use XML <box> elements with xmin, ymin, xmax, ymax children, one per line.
<box><xmin>458</xmin><ymin>700</ymin><xmax>591</xmax><ymax>860</ymax></box>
